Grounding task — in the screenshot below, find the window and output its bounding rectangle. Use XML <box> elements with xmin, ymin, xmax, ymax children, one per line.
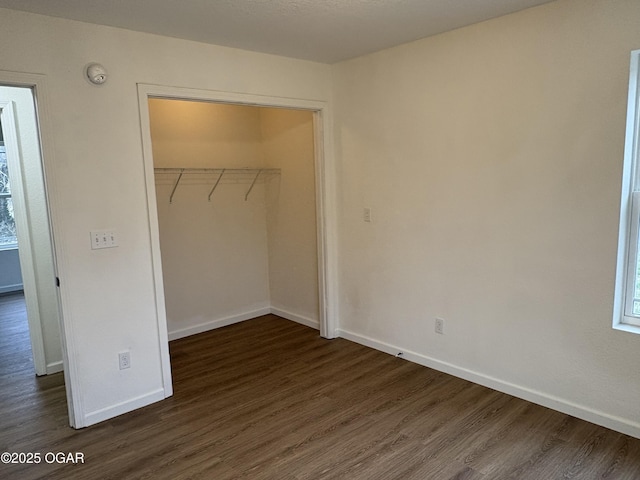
<box><xmin>614</xmin><ymin>49</ymin><xmax>640</xmax><ymax>332</ymax></box>
<box><xmin>0</xmin><ymin>136</ymin><xmax>18</xmax><ymax>249</ymax></box>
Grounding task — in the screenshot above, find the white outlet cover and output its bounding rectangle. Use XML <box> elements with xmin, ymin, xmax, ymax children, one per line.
<box><xmin>118</xmin><ymin>351</ymin><xmax>131</xmax><ymax>370</ymax></box>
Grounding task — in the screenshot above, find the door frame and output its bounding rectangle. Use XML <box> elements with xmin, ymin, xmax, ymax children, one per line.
<box><xmin>137</xmin><ymin>84</ymin><xmax>338</xmax><ymax>389</ymax></box>
<box><xmin>0</xmin><ymin>100</ymin><xmax>48</xmax><ymax>375</ymax></box>
<box><xmin>0</xmin><ymin>70</ymin><xmax>78</xmax><ymax>427</ymax></box>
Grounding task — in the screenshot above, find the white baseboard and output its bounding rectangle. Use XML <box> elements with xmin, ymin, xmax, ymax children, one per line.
<box><xmin>270</xmin><ymin>307</ymin><xmax>319</xmax><ymax>330</ymax></box>
<box><xmin>168</xmin><ymin>306</ymin><xmax>319</xmax><ymax>341</ymax></box>
<box><xmin>0</xmin><ymin>283</ymin><xmax>23</xmax><ymax>294</ymax></box>
<box><xmin>337</xmin><ymin>328</ymin><xmax>640</xmax><ymax>440</ymax></box>
<box><xmin>46</xmin><ymin>360</ymin><xmax>63</xmax><ymax>375</ymax></box>
<box><xmin>168</xmin><ymin>307</ymin><xmax>271</xmax><ymax>341</ymax></box>
<box><xmin>82</xmin><ymin>388</ymin><xmax>167</xmax><ymax>428</ymax></box>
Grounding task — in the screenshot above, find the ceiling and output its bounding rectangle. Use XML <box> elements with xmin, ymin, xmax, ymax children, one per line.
<box><xmin>0</xmin><ymin>0</ymin><xmax>555</xmax><ymax>64</ymax></box>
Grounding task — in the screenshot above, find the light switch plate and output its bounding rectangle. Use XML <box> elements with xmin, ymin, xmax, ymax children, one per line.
<box><xmin>364</xmin><ymin>207</ymin><xmax>372</xmax><ymax>223</ymax></box>
<box><xmin>91</xmin><ymin>230</ymin><xmax>118</xmax><ymax>249</ymax></box>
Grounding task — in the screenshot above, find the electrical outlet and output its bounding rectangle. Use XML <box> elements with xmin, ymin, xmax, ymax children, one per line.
<box><xmin>118</xmin><ymin>351</ymin><xmax>131</xmax><ymax>370</ymax></box>
<box><xmin>435</xmin><ymin>318</ymin><xmax>444</xmax><ymax>335</ymax></box>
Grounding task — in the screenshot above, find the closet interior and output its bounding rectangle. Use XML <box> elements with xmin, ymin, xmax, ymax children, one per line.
<box><xmin>149</xmin><ymin>99</ymin><xmax>319</xmax><ymax>340</ymax></box>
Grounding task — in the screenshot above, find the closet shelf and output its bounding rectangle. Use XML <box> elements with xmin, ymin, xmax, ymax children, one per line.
<box><xmin>154</xmin><ymin>168</ymin><xmax>281</xmax><ymax>203</ymax></box>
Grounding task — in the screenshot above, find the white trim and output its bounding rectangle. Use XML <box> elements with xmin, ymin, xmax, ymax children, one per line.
<box><xmin>168</xmin><ymin>307</ymin><xmax>271</xmax><ymax>341</ymax></box>
<box><xmin>167</xmin><ymin>306</ymin><xmax>319</xmax><ymax>341</ymax></box>
<box><xmin>83</xmin><ymin>389</ymin><xmax>166</xmax><ymax>427</ymax></box>
<box><xmin>612</xmin><ymin>321</ymin><xmax>640</xmax><ymax>335</ymax></box>
<box><xmin>0</xmin><ymin>100</ymin><xmax>48</xmax><ymax>376</ymax></box>
<box><xmin>46</xmin><ymin>360</ymin><xmax>63</xmax><ymax>375</ymax></box>
<box><xmin>0</xmin><ymin>244</ymin><xmax>19</xmax><ymax>251</ymax></box>
<box><xmin>136</xmin><ymin>83</ymin><xmax>339</xmax><ymax>399</ymax></box>
<box><xmin>337</xmin><ymin>328</ymin><xmax>640</xmax><ymax>440</ymax></box>
<box><xmin>270</xmin><ymin>307</ymin><xmax>320</xmax><ymax>330</ymax></box>
<box><xmin>622</xmin><ymin>190</ymin><xmax>640</xmax><ymax>323</ymax></box>
<box><xmin>0</xmin><ymin>283</ymin><xmax>23</xmax><ymax>294</ymax></box>
<box><xmin>137</xmin><ymin>87</ymin><xmax>171</xmax><ymax>399</ymax></box>
<box><xmin>614</xmin><ymin>49</ymin><xmax>640</xmax><ymax>333</ymax></box>
<box><xmin>30</xmin><ymin>74</ymin><xmax>79</xmax><ymax>427</ymax></box>
<box><xmin>312</xmin><ymin>110</ymin><xmax>339</xmax><ymax>339</ymax></box>
<box><xmin>138</xmin><ymin>84</ymin><xmax>331</xmax><ymax>111</ymax></box>
<box><xmin>0</xmin><ymin>70</ymin><xmax>80</xmax><ymax>428</ymax></box>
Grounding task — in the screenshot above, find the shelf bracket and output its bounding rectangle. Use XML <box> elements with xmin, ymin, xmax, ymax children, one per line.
<box><xmin>207</xmin><ymin>169</ymin><xmax>226</xmax><ymax>202</ymax></box>
<box><xmin>244</xmin><ymin>169</ymin><xmax>262</xmax><ymax>201</ymax></box>
<box><xmin>169</xmin><ymin>169</ymin><xmax>184</xmax><ymax>204</ymax></box>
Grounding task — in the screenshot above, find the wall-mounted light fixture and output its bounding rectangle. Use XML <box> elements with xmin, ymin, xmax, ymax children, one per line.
<box><xmin>85</xmin><ymin>63</ymin><xmax>108</xmax><ymax>85</ymax></box>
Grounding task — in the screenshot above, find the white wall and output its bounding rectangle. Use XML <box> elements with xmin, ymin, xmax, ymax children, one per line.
<box><xmin>150</xmin><ymin>101</ymin><xmax>266</xmax><ymax>169</ymax></box>
<box><xmin>261</xmin><ymin>108</ymin><xmax>319</xmax><ymax>325</ymax></box>
<box><xmin>0</xmin><ymin>8</ymin><xmax>331</xmax><ymax>426</ymax></box>
<box><xmin>3</xmin><ymin>0</ymin><xmax>637</xmax><ymax>438</ymax></box>
<box><xmin>332</xmin><ymin>0</ymin><xmax>640</xmax><ymax>437</ymax></box>
<box><xmin>0</xmin><ymin>249</ymin><xmax>22</xmax><ymax>293</ymax></box>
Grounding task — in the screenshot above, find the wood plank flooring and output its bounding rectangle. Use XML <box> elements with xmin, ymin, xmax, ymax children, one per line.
<box><xmin>1</xmin><ymin>292</ymin><xmax>640</xmax><ymax>479</ymax></box>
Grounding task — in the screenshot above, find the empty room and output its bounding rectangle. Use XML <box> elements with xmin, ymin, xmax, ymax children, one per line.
<box><xmin>0</xmin><ymin>0</ymin><xmax>639</xmax><ymax>478</ymax></box>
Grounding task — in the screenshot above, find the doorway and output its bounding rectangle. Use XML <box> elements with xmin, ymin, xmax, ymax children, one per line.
<box><xmin>138</xmin><ymin>85</ymin><xmax>338</xmax><ymax>394</ymax></box>
<box><xmin>0</xmin><ymin>87</ymin><xmax>62</xmax><ymax>377</ymax></box>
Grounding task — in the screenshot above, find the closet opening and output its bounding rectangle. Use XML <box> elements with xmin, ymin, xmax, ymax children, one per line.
<box><xmin>151</xmin><ymin>99</ymin><xmax>320</xmax><ymax>339</ymax></box>
<box><xmin>138</xmin><ymin>85</ymin><xmax>337</xmax><ymax>396</ymax></box>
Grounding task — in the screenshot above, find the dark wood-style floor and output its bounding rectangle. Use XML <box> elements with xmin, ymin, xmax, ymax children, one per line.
<box><xmin>1</xmin><ymin>292</ymin><xmax>640</xmax><ymax>479</ymax></box>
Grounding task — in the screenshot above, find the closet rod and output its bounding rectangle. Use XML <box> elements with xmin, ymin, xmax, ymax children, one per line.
<box><xmin>155</xmin><ymin>167</ymin><xmax>280</xmax><ymax>175</ymax></box>
<box><xmin>154</xmin><ymin>167</ymin><xmax>280</xmax><ymax>203</ymax></box>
